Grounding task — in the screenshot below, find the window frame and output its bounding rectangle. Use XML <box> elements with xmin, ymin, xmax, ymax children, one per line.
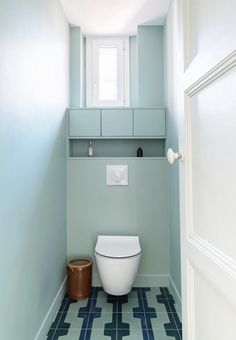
<box><xmin>86</xmin><ymin>37</ymin><xmax>130</xmax><ymax>107</ymax></box>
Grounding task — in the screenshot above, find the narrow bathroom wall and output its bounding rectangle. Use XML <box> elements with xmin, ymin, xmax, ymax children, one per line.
<box><xmin>67</xmin><ymin>158</ymin><xmax>169</xmax><ymax>287</ymax></box>
<box><xmin>67</xmin><ymin>20</ymin><xmax>169</xmax><ymax>288</ymax></box>
<box><xmin>137</xmin><ymin>25</ymin><xmax>164</xmax><ymax>107</ymax></box>
<box><xmin>129</xmin><ymin>35</ymin><xmax>138</xmax><ymax>107</ymax></box>
<box><xmin>0</xmin><ymin>0</ymin><xmax>68</xmax><ymax>339</ymax></box>
<box><xmin>164</xmin><ymin>0</ymin><xmax>182</xmax><ymax>310</ymax></box>
<box><xmin>69</xmin><ymin>26</ymin><xmax>83</xmax><ymax>107</ymax></box>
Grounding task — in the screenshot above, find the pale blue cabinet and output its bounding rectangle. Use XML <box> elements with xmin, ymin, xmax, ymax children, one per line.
<box><xmin>102</xmin><ymin>109</ymin><xmax>133</xmax><ymax>136</ymax></box>
<box><xmin>69</xmin><ymin>108</ymin><xmax>166</xmax><ymax>139</ymax></box>
<box><xmin>134</xmin><ymin>109</ymin><xmax>165</xmax><ymax>137</ymax></box>
<box><xmin>69</xmin><ymin>109</ymin><xmax>100</xmax><ymax>137</ymax></box>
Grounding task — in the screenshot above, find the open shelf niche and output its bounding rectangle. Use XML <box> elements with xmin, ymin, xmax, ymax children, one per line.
<box><xmin>68</xmin><ymin>138</ymin><xmax>166</xmax><ymax>158</ymax></box>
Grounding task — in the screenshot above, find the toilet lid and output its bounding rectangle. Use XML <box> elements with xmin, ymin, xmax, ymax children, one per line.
<box><xmin>95</xmin><ymin>235</ymin><xmax>141</xmax><ymax>258</ymax></box>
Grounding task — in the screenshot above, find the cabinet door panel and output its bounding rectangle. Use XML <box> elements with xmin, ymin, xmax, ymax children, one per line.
<box><xmin>102</xmin><ymin>109</ymin><xmax>133</xmax><ymax>136</ymax></box>
<box><xmin>134</xmin><ymin>109</ymin><xmax>165</xmax><ymax>137</ymax></box>
<box><xmin>69</xmin><ymin>110</ymin><xmax>100</xmax><ymax>137</ymax></box>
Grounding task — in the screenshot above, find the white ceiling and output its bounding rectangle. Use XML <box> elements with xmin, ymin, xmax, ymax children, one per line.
<box><xmin>60</xmin><ymin>0</ymin><xmax>171</xmax><ymax>36</ymax></box>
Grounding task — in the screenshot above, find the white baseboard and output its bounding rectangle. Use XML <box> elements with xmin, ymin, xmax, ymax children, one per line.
<box><xmin>92</xmin><ymin>274</ymin><xmax>169</xmax><ymax>288</ymax></box>
<box><xmin>169</xmin><ymin>276</ymin><xmax>182</xmax><ymax>317</ymax></box>
<box><xmin>34</xmin><ymin>276</ymin><xmax>67</xmax><ymax>340</ymax></box>
<box><xmin>134</xmin><ymin>274</ymin><xmax>169</xmax><ymax>287</ymax></box>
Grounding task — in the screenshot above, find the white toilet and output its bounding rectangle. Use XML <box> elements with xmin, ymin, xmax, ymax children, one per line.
<box><xmin>95</xmin><ymin>235</ymin><xmax>141</xmax><ymax>296</ymax></box>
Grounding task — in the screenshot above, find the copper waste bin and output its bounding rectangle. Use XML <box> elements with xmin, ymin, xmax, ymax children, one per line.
<box><xmin>67</xmin><ymin>258</ymin><xmax>93</xmax><ymax>300</ymax></box>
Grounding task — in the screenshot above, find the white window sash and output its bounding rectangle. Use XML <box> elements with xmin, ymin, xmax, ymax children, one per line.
<box><xmin>86</xmin><ymin>37</ymin><xmax>130</xmax><ymax>107</ymax></box>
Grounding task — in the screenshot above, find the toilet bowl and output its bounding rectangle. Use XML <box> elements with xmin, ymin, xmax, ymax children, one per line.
<box><xmin>95</xmin><ymin>235</ymin><xmax>141</xmax><ymax>296</ymax></box>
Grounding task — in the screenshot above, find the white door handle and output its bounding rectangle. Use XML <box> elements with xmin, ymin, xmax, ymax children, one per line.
<box><xmin>167</xmin><ymin>148</ymin><xmax>183</xmax><ymax>164</ymax></box>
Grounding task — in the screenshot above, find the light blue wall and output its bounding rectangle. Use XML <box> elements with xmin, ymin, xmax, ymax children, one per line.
<box><xmin>0</xmin><ymin>1</ymin><xmax>68</xmax><ymax>339</ymax></box>
<box><xmin>164</xmin><ymin>1</ymin><xmax>181</xmax><ymax>296</ymax></box>
<box><xmin>67</xmin><ymin>158</ymin><xmax>169</xmax><ymax>285</ymax></box>
<box><xmin>138</xmin><ymin>26</ymin><xmax>164</xmax><ymax>107</ymax></box>
<box><xmin>70</xmin><ymin>29</ymin><xmax>164</xmax><ymax>109</ymax></box>
<box><xmin>129</xmin><ymin>36</ymin><xmax>138</xmax><ymax>106</ymax></box>
<box><xmin>83</xmin><ymin>37</ymin><xmax>87</xmax><ymax>107</ymax></box>
<box><xmin>69</xmin><ymin>26</ymin><xmax>82</xmax><ymax>107</ymax></box>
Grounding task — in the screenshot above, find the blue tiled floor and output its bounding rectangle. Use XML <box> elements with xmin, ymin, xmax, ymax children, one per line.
<box><xmin>47</xmin><ymin>287</ymin><xmax>182</xmax><ymax>340</ymax></box>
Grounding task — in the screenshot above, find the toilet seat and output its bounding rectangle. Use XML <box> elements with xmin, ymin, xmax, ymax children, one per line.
<box><xmin>95</xmin><ymin>235</ymin><xmax>141</xmax><ymax>258</ymax></box>
<box><xmin>95</xmin><ymin>235</ymin><xmax>141</xmax><ymax>295</ymax></box>
<box><xmin>95</xmin><ymin>251</ymin><xmax>140</xmax><ymax>260</ymax></box>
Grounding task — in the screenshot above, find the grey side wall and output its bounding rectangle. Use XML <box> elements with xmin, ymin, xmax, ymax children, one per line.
<box><xmin>129</xmin><ymin>35</ymin><xmax>138</xmax><ymax>106</ymax></box>
<box><xmin>164</xmin><ymin>0</ymin><xmax>181</xmax><ymax>296</ymax></box>
<box><xmin>138</xmin><ymin>26</ymin><xmax>164</xmax><ymax>107</ymax></box>
<box><xmin>67</xmin><ymin>159</ymin><xmax>169</xmax><ymax>286</ymax></box>
<box><xmin>69</xmin><ymin>27</ymin><xmax>82</xmax><ymax>107</ymax></box>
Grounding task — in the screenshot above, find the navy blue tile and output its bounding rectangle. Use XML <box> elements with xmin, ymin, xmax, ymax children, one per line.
<box><xmin>156</xmin><ymin>297</ymin><xmax>172</xmax><ymax>313</ymax></box>
<box><xmin>164</xmin><ymin>313</ymin><xmax>178</xmax><ymax>331</ymax></box>
<box><xmin>59</xmin><ymin>297</ymin><xmax>68</xmax><ymax>312</ymax></box>
<box><xmin>163</xmin><ymin>287</ymin><xmax>174</xmax><ymax>299</ymax></box>
<box><xmin>104</xmin><ymin>292</ymin><xmax>130</xmax><ymax>339</ymax></box>
<box><xmin>117</xmin><ymin>328</ymin><xmax>130</xmax><ymax>339</ymax></box>
<box><xmin>50</xmin><ymin>312</ymin><xmax>62</xmax><ymax>329</ymax></box>
<box><xmin>103</xmin><ymin>294</ymin><xmax>117</xmax><ymax>338</ymax></box>
<box><xmin>157</xmin><ymin>287</ymin><xmax>167</xmax><ymax>299</ymax></box>
<box><xmin>46</xmin><ymin>328</ymin><xmax>55</xmax><ymax>340</ymax></box>
<box><xmin>81</xmin><ymin>328</ymin><xmax>94</xmax><ymax>340</ymax></box>
<box><xmin>142</xmin><ymin>329</ymin><xmax>151</xmax><ymax>340</ymax></box>
<box><xmin>172</xmin><ymin>313</ymin><xmax>182</xmax><ymax>330</ymax></box>
<box><xmin>47</xmin><ymin>287</ymin><xmax>182</xmax><ymax>340</ymax></box>
<box><xmin>147</xmin><ymin>329</ymin><xmax>155</xmax><ymax>340</ymax></box>
<box><xmin>53</xmin><ymin>328</ymin><xmax>72</xmax><ymax>340</ymax></box>
<box><xmin>132</xmin><ymin>288</ymin><xmax>157</xmax><ymax>339</ymax></box>
<box><xmin>78</xmin><ymin>287</ymin><xmax>102</xmax><ymax>332</ymax></box>
<box><xmin>165</xmin><ymin>329</ymin><xmax>182</xmax><ymax>340</ymax></box>
<box><xmin>133</xmin><ymin>311</ymin><xmax>147</xmax><ymax>329</ymax></box>
<box><xmin>65</xmin><ymin>297</ymin><xmax>78</xmax><ymax>311</ymax></box>
<box><xmin>117</xmin><ymin>312</ymin><xmax>129</xmax><ymax>331</ymax></box>
<box><xmin>56</xmin><ymin>312</ymin><xmax>71</xmax><ymax>331</ymax></box>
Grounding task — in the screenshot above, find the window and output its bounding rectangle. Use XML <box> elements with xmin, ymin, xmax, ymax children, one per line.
<box><xmin>86</xmin><ymin>38</ymin><xmax>130</xmax><ymax>107</ymax></box>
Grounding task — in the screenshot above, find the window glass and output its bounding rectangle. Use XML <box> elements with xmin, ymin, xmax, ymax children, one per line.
<box><xmin>99</xmin><ymin>47</ymin><xmax>118</xmax><ymax>101</ymax></box>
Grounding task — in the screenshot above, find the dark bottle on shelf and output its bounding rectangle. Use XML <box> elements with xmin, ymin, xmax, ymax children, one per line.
<box><xmin>137</xmin><ymin>147</ymin><xmax>143</xmax><ymax>157</ymax></box>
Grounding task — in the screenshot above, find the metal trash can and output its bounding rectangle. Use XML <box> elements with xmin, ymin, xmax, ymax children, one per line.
<box><xmin>67</xmin><ymin>258</ymin><xmax>93</xmax><ymax>300</ymax></box>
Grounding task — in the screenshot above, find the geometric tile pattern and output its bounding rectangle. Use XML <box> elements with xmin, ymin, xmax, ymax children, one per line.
<box><xmin>47</xmin><ymin>287</ymin><xmax>182</xmax><ymax>340</ymax></box>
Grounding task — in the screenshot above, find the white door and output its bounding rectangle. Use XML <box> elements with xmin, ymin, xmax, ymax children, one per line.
<box><xmin>177</xmin><ymin>1</ymin><xmax>236</xmax><ymax>339</ymax></box>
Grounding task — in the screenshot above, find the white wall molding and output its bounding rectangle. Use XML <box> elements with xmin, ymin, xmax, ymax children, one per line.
<box><xmin>189</xmin><ymin>234</ymin><xmax>236</xmax><ymax>279</ymax></box>
<box><xmin>169</xmin><ymin>276</ymin><xmax>182</xmax><ymax>317</ymax></box>
<box><xmin>185</xmin><ymin>261</ymin><xmax>196</xmax><ymax>340</ymax></box>
<box><xmin>185</xmin><ymin>51</ymin><xmax>236</xmax><ymax>96</ymax></box>
<box><xmin>34</xmin><ymin>276</ymin><xmax>67</xmax><ymax>340</ymax></box>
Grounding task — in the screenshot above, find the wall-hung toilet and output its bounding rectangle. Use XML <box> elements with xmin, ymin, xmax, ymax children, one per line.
<box><xmin>95</xmin><ymin>235</ymin><xmax>141</xmax><ymax>296</ymax></box>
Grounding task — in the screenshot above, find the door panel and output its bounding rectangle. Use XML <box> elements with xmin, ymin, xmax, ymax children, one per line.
<box><xmin>191</xmin><ymin>68</ymin><xmax>236</xmax><ymax>260</ymax></box>
<box><xmin>178</xmin><ymin>0</ymin><xmax>236</xmax><ymax>339</ymax></box>
<box><xmin>194</xmin><ymin>267</ymin><xmax>236</xmax><ymax>340</ymax></box>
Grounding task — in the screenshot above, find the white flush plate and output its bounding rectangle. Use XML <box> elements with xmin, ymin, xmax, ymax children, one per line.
<box><xmin>106</xmin><ymin>165</ymin><xmax>128</xmax><ymax>186</ymax></box>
